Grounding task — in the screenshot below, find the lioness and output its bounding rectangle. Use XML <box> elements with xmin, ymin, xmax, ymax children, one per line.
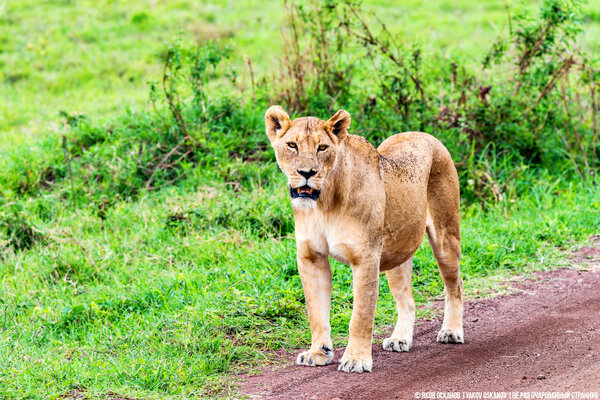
<box><xmin>265</xmin><ymin>106</ymin><xmax>463</xmax><ymax>373</ymax></box>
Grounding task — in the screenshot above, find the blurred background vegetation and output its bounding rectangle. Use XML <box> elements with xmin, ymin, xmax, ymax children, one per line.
<box><xmin>0</xmin><ymin>0</ymin><xmax>599</xmax><ymax>398</ymax></box>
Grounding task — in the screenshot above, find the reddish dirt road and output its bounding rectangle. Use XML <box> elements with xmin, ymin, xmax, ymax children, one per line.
<box><xmin>241</xmin><ymin>264</ymin><xmax>600</xmax><ymax>399</ymax></box>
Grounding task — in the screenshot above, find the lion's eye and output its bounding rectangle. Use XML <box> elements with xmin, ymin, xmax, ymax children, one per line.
<box><xmin>287</xmin><ymin>142</ymin><xmax>297</xmax><ymax>149</ymax></box>
<box><xmin>317</xmin><ymin>145</ymin><xmax>328</xmax><ymax>152</ymax></box>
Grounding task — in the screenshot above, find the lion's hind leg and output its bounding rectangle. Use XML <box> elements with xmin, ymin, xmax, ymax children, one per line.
<box><xmin>426</xmin><ymin>207</ymin><xmax>464</xmax><ymax>344</ymax></box>
<box><xmin>426</xmin><ymin>147</ymin><xmax>464</xmax><ymax>344</ymax></box>
<box><xmin>382</xmin><ymin>257</ymin><xmax>415</xmax><ymax>352</ymax></box>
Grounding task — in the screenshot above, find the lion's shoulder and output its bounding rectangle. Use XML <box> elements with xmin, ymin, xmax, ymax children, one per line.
<box><xmin>343</xmin><ymin>134</ymin><xmax>380</xmax><ymax>164</ymax></box>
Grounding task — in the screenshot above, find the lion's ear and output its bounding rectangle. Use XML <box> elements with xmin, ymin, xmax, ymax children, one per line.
<box><xmin>265</xmin><ymin>105</ymin><xmax>291</xmax><ymax>144</ymax></box>
<box><xmin>325</xmin><ymin>109</ymin><xmax>351</xmax><ymax>143</ymax></box>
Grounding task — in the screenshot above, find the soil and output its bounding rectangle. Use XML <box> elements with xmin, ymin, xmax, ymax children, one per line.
<box><xmin>241</xmin><ymin>243</ymin><xmax>600</xmax><ymax>400</ymax></box>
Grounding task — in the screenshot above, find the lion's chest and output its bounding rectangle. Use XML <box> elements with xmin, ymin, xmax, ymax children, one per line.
<box><xmin>294</xmin><ymin>209</ymin><xmax>374</xmax><ymax>267</ymax></box>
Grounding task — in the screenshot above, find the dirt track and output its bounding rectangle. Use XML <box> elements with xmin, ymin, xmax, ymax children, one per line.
<box><xmin>241</xmin><ymin>246</ymin><xmax>600</xmax><ymax>399</ymax></box>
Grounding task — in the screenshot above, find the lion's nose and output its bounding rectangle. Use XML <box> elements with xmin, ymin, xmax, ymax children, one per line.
<box><xmin>297</xmin><ymin>169</ymin><xmax>317</xmax><ymax>180</ymax></box>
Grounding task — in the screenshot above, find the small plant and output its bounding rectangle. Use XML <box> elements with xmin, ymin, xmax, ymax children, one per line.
<box><xmin>0</xmin><ymin>207</ymin><xmax>46</xmax><ymax>253</ymax></box>
<box><xmin>275</xmin><ymin>0</ymin><xmax>357</xmax><ymax>113</ymax></box>
<box><xmin>150</xmin><ymin>40</ymin><xmax>232</xmax><ymax>134</ymax></box>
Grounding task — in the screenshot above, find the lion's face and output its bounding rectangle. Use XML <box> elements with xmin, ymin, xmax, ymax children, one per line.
<box><xmin>265</xmin><ymin>106</ymin><xmax>351</xmax><ymax>210</ymax></box>
<box><xmin>274</xmin><ymin>118</ymin><xmax>337</xmax><ymax>205</ymax></box>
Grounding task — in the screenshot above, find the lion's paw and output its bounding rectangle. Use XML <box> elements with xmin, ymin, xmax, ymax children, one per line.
<box><xmin>382</xmin><ymin>337</ymin><xmax>411</xmax><ymax>352</ymax></box>
<box><xmin>296</xmin><ymin>345</ymin><xmax>334</xmax><ymax>367</ymax></box>
<box><xmin>338</xmin><ymin>356</ymin><xmax>372</xmax><ymax>373</ymax></box>
<box><xmin>437</xmin><ymin>329</ymin><xmax>464</xmax><ymax>344</ymax></box>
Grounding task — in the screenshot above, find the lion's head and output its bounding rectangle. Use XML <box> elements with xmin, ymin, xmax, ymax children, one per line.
<box><xmin>265</xmin><ymin>106</ymin><xmax>351</xmax><ymax>210</ymax></box>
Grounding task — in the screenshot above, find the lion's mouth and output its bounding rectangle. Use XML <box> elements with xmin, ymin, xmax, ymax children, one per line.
<box><xmin>290</xmin><ymin>185</ymin><xmax>320</xmax><ymax>200</ymax></box>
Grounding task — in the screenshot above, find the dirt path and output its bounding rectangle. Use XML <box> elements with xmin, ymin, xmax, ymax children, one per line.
<box><xmin>241</xmin><ymin>262</ymin><xmax>600</xmax><ymax>399</ymax></box>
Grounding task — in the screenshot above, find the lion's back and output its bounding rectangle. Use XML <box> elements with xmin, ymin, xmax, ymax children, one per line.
<box><xmin>378</xmin><ymin>132</ymin><xmax>440</xmax><ymax>184</ymax></box>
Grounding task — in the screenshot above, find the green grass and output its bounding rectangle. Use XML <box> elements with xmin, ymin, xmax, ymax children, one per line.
<box><xmin>1</xmin><ymin>0</ymin><xmax>600</xmax><ymax>398</ymax></box>
<box><xmin>0</xmin><ymin>0</ymin><xmax>276</xmax><ymax>149</ymax></box>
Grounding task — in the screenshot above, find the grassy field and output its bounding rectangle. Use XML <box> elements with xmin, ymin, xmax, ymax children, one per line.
<box><xmin>1</xmin><ymin>0</ymin><xmax>599</xmax><ymax>398</ymax></box>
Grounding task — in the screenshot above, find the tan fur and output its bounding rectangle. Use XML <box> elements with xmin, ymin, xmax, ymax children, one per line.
<box><xmin>265</xmin><ymin>106</ymin><xmax>464</xmax><ymax>373</ymax></box>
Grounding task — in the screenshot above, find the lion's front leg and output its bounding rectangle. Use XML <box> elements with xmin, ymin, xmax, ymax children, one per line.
<box><xmin>338</xmin><ymin>257</ymin><xmax>380</xmax><ymax>373</ymax></box>
<box><xmin>296</xmin><ymin>242</ymin><xmax>334</xmax><ymax>367</ymax></box>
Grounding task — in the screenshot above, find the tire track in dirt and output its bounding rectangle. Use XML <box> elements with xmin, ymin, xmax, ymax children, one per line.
<box><xmin>241</xmin><ymin>265</ymin><xmax>600</xmax><ymax>399</ymax></box>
